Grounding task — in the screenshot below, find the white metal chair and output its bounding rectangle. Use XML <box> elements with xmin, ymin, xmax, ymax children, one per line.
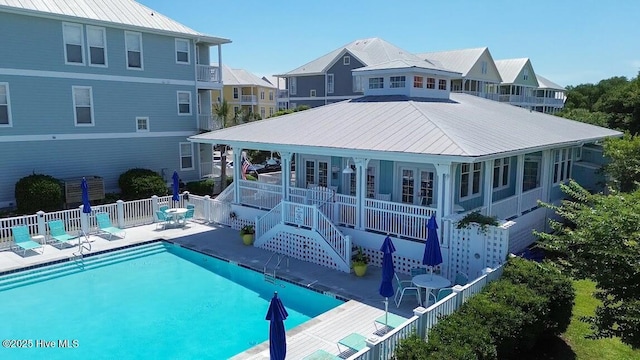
<box><xmin>393</xmin><ymin>273</ymin><xmax>422</xmax><ymax>307</ymax></box>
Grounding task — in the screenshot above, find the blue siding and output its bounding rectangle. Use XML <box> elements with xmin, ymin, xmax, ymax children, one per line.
<box><xmin>581</xmin><ymin>146</ymin><xmax>605</xmax><ymax>164</ymax></box>
<box><xmin>573</xmin><ymin>164</ymin><xmax>605</xmax><ymax>193</ymax></box>
<box><xmin>331</xmin><ymin>156</ymin><xmax>341</xmax><ymax>189</ymax></box>
<box><xmin>549</xmin><ymin>184</ymin><xmax>564</xmax><ymax>201</ymax></box>
<box><xmin>492</xmin><ymin>156</ymin><xmax>517</xmax><ymax>201</ymax></box>
<box><xmin>454</xmin><ymin>164</ymin><xmax>484</xmax><ymax>211</ymax></box>
<box><xmin>0</xmin><ymin>12</ymin><xmax>195</xmax><ymax>80</ymax></box>
<box><xmin>292</xmin><ymin>75</ymin><xmax>325</xmax><ymax>99</ymax></box>
<box><xmin>289</xmin><ymin>99</ymin><xmax>326</xmax><ymax>108</ymax></box>
<box><xmin>326</xmin><ymin>56</ymin><xmax>365</xmax><ymax>97</ymax></box>
<box><xmin>379</xmin><ymin>161</ymin><xmax>394</xmax><ymax>195</ymax></box>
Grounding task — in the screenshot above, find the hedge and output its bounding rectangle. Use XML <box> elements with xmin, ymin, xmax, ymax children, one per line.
<box><xmin>118</xmin><ymin>168</ymin><xmax>167</xmax><ymax>200</ymax></box>
<box><xmin>15</xmin><ymin>174</ymin><xmax>64</xmax><ymax>213</ymax></box>
<box><xmin>185</xmin><ymin>179</ymin><xmax>215</xmax><ymax>196</ymax></box>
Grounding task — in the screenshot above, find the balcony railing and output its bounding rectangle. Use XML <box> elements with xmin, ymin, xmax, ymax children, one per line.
<box><xmin>457</xmin><ymin>90</ymin><xmax>500</xmax><ymax>101</ymax></box>
<box><xmin>198</xmin><ymin>114</ymin><xmax>222</xmax><ymax>131</ymax></box>
<box><xmin>534</xmin><ymin>97</ymin><xmax>565</xmax><ymax>106</ymax></box>
<box><xmin>196</xmin><ymin>65</ymin><xmax>220</xmax><ymax>83</ymax></box>
<box><xmin>240</xmin><ymin>95</ymin><xmax>257</xmax><ymax>104</ymax></box>
<box><xmin>498</xmin><ymin>94</ymin><xmax>537</xmax><ymax>105</ymax></box>
<box><xmin>277</xmin><ymin>89</ymin><xmax>289</xmax><ymax>98</ymax></box>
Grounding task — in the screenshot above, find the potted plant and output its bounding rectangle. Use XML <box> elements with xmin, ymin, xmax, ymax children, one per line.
<box><xmin>455</xmin><ymin>211</ymin><xmax>499</xmax><ymax>234</ymax></box>
<box><xmin>351</xmin><ymin>246</ymin><xmax>370</xmax><ymax>277</ymax></box>
<box><xmin>240</xmin><ymin>224</ymin><xmax>255</xmax><ymax>245</ymax></box>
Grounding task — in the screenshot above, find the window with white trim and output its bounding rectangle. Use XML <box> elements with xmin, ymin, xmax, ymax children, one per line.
<box><xmin>125</xmin><ymin>31</ymin><xmax>143</xmax><ymax>69</ymax></box>
<box><xmin>413</xmin><ymin>76</ymin><xmax>423</xmax><ymax>88</ymax></box>
<box><xmin>438</xmin><ymin>79</ymin><xmax>447</xmax><ymax>90</ymax></box>
<box><xmin>493</xmin><ymin>157</ymin><xmax>510</xmax><ymax>189</ymax></box>
<box><xmin>523</xmin><ymin>69</ymin><xmax>529</xmax><ymax>81</ymax></box>
<box><xmin>310</xmin><ymin>89</ymin><xmax>316</xmax><ymax>97</ymax></box>
<box><xmin>289</xmin><ymin>77</ymin><xmax>297</xmax><ymax>95</ymax></box>
<box><xmin>390</xmin><ymin>76</ymin><xmax>406</xmax><ymax>88</ymax></box>
<box><xmin>426</xmin><ymin>77</ymin><xmax>435</xmax><ymax>89</ymax></box>
<box><xmin>523</xmin><ymin>160</ymin><xmax>540</xmax><ymax>191</ymax></box>
<box><xmin>481</xmin><ymin>61</ymin><xmax>487</xmax><ymax>74</ymax></box>
<box><xmin>0</xmin><ymin>83</ymin><xmax>11</xmax><ymax>126</ymax></box>
<box><xmin>72</xmin><ymin>86</ymin><xmax>94</xmax><ymax>126</ymax></box>
<box><xmin>233</xmin><ymin>87</ymin><xmax>239</xmax><ymax>99</ymax></box>
<box><xmin>87</xmin><ymin>26</ymin><xmax>107</xmax><ymax>66</ymax></box>
<box><xmin>420</xmin><ymin>170</ymin><xmax>434</xmax><ymax>205</ymax></box>
<box><xmin>63</xmin><ymin>23</ymin><xmax>84</xmax><ymax>65</ymax></box>
<box><xmin>269</xmin><ymin>90</ymin><xmax>274</xmax><ymax>101</ymax></box>
<box><xmin>136</xmin><ymin>117</ymin><xmax>149</xmax><ymax>132</ymax></box>
<box><xmin>553</xmin><ymin>148</ymin><xmax>572</xmax><ymax>184</ymax></box>
<box><xmin>179</xmin><ymin>142</ymin><xmax>194</xmax><ymax>170</ymax></box>
<box><xmin>343</xmin><ymin>55</ymin><xmax>350</xmax><ymax>65</ymax></box>
<box><xmin>175</xmin><ymin>38</ymin><xmax>190</xmax><ymax>64</ymax></box>
<box><xmin>369</xmin><ymin>77</ymin><xmax>383</xmax><ymax>89</ymax></box>
<box><xmin>327</xmin><ymin>74</ymin><xmax>334</xmax><ymax>94</ymax></box>
<box><xmin>269</xmin><ymin>107</ymin><xmax>274</xmax><ymax>117</ymax></box>
<box><xmin>460</xmin><ymin>163</ymin><xmax>482</xmax><ymax>198</ymax></box>
<box><xmin>260</xmin><ymin>90</ymin><xmax>265</xmax><ymax>100</ymax></box>
<box><xmin>177</xmin><ymin>91</ymin><xmax>191</xmax><ymax>115</ymax></box>
<box><xmin>352</xmin><ymin>75</ymin><xmax>363</xmax><ymax>93</ymax></box>
<box><xmin>260</xmin><ymin>107</ymin><xmax>265</xmax><ymax>119</ymax></box>
<box><xmin>304</xmin><ymin>158</ymin><xmax>329</xmax><ymax>188</ymax></box>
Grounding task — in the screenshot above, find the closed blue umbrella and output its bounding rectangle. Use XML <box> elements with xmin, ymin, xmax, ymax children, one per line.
<box><xmin>265</xmin><ymin>291</ymin><xmax>288</xmax><ymax>360</ymax></box>
<box><xmin>171</xmin><ymin>171</ymin><xmax>180</xmax><ymax>203</ymax></box>
<box><xmin>422</xmin><ymin>215</ymin><xmax>443</xmax><ymax>278</ymax></box>
<box><xmin>81</xmin><ymin>177</ymin><xmax>91</xmax><ymax>214</ymax></box>
<box><xmin>379</xmin><ymin>236</ymin><xmax>396</xmax><ymax>326</ymax></box>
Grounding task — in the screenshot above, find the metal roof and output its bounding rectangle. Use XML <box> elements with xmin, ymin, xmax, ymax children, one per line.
<box><xmin>277</xmin><ymin>37</ymin><xmax>425</xmax><ymax>76</ymax></box>
<box><xmin>416</xmin><ymin>47</ymin><xmax>488</xmax><ymax>77</ymax></box>
<box><xmin>536</xmin><ymin>75</ymin><xmax>565</xmax><ymax>90</ymax></box>
<box><xmin>494</xmin><ymin>58</ymin><xmax>535</xmax><ymax>84</ymax></box>
<box><xmin>0</xmin><ymin>0</ymin><xmax>230</xmax><ymax>44</ymax></box>
<box><xmin>190</xmin><ymin>93</ymin><xmax>621</xmax><ymax>160</ymax></box>
<box><xmin>352</xmin><ymin>58</ymin><xmax>460</xmax><ymax>76</ymax></box>
<box><xmin>220</xmin><ymin>65</ymin><xmax>275</xmax><ymax>88</ymax></box>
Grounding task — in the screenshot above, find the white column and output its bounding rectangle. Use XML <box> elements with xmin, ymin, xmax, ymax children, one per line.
<box><xmin>540</xmin><ymin>150</ymin><xmax>552</xmax><ymax>202</ymax></box>
<box><xmin>354</xmin><ymin>158</ymin><xmax>369</xmax><ymax>230</ymax></box>
<box><xmin>80</xmin><ymin>205</ymin><xmax>90</xmax><ymax>234</ymax></box>
<box><xmin>232</xmin><ymin>147</ymin><xmax>243</xmax><ymax>204</ymax></box>
<box><xmin>217</xmin><ymin>44</ymin><xmax>222</xmax><ymax>83</ymax></box>
<box><xmin>36</xmin><ymin>211</ymin><xmax>46</xmax><ymax>236</ymax></box>
<box><xmin>434</xmin><ymin>163</ymin><xmax>452</xmax><ymax>225</ymax></box>
<box><xmin>483</xmin><ymin>160</ymin><xmax>493</xmax><ymax>216</ymax></box>
<box><xmin>515</xmin><ymin>154</ymin><xmax>525</xmax><ymax>215</ymax></box>
<box><xmin>116</xmin><ymin>200</ymin><xmax>125</xmax><ymax>228</ymax></box>
<box><xmin>280</xmin><ymin>152</ymin><xmax>292</xmax><ymax>201</ymax></box>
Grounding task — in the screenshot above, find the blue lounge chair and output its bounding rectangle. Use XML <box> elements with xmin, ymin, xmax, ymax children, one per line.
<box><xmin>337</xmin><ymin>333</ymin><xmax>367</xmax><ymax>354</ymax></box>
<box><xmin>303</xmin><ymin>349</ymin><xmax>341</xmax><ymax>360</ymax></box>
<box><xmin>375</xmin><ymin>312</ymin><xmax>406</xmax><ymax>331</ymax></box>
<box><xmin>11</xmin><ymin>225</ymin><xmax>43</xmax><ymax>255</ymax></box>
<box><xmin>47</xmin><ymin>220</ymin><xmax>78</xmax><ymax>247</ymax></box>
<box><xmin>95</xmin><ymin>213</ymin><xmax>126</xmax><ymax>240</ymax></box>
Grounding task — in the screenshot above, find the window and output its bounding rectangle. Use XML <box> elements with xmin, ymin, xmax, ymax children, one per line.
<box><xmin>419</xmin><ymin>171</ymin><xmax>434</xmax><ymax>205</ymax></box>
<box><xmin>523</xmin><ymin>160</ymin><xmax>540</xmax><ymax>191</ymax></box>
<box><xmin>269</xmin><ymin>107</ymin><xmax>274</xmax><ymax>116</ymax></box>
<box><xmin>574</xmin><ymin>147</ymin><xmax>582</xmax><ymax>161</ymax></box>
<box><xmin>401</xmin><ymin>169</ymin><xmax>415</xmax><ymax>204</ymax></box>
<box><xmin>72</xmin><ymin>86</ymin><xmax>94</xmax><ymax>125</ymax></box>
<box><xmin>426</xmin><ymin>77</ymin><xmax>435</xmax><ymax>89</ymax></box>
<box><xmin>289</xmin><ymin>77</ymin><xmax>297</xmax><ymax>95</ymax></box>
<box><xmin>0</xmin><ymin>83</ymin><xmax>11</xmax><ymax>126</ymax></box>
<box><xmin>305</xmin><ymin>160</ymin><xmax>315</xmax><ymax>186</ymax></box>
<box><xmin>553</xmin><ymin>148</ymin><xmax>572</xmax><ymax>184</ymax></box>
<box><xmin>369</xmin><ymin>77</ymin><xmax>383</xmax><ymax>89</ymax></box>
<box><xmin>493</xmin><ymin>157</ymin><xmax>510</xmax><ymax>189</ymax></box>
<box><xmin>175</xmin><ymin>38</ymin><xmax>190</xmax><ymax>64</ymax></box>
<box><xmin>179</xmin><ymin>142</ymin><xmax>194</xmax><ymax>170</ymax></box>
<box><xmin>233</xmin><ymin>106</ymin><xmax>239</xmax><ymax>116</ymax></box>
<box><xmin>305</xmin><ymin>159</ymin><xmax>329</xmax><ymax>187</ymax></box>
<box><xmin>260</xmin><ymin>107</ymin><xmax>265</xmax><ymax>119</ymax></box>
<box><xmin>353</xmin><ymin>75</ymin><xmax>363</xmax><ymax>92</ymax></box>
<box><xmin>366</xmin><ymin>167</ymin><xmax>376</xmax><ymax>198</ymax></box>
<box><xmin>390</xmin><ymin>76</ymin><xmax>406</xmax><ymax>88</ymax></box>
<box><xmin>86</xmin><ymin>26</ymin><xmax>107</xmax><ymax>66</ymax></box>
<box><xmin>343</xmin><ymin>55</ymin><xmax>350</xmax><ymax>65</ymax></box>
<box><xmin>63</xmin><ymin>23</ymin><xmax>84</xmax><ymax>65</ymax></box>
<box><xmin>438</xmin><ymin>79</ymin><xmax>447</xmax><ymax>90</ymax></box>
<box><xmin>413</xmin><ymin>76</ymin><xmax>423</xmax><ymax>88</ymax></box>
<box><xmin>269</xmin><ymin>90</ymin><xmax>274</xmax><ymax>101</ymax></box>
<box><xmin>136</xmin><ymin>117</ymin><xmax>149</xmax><ymax>132</ymax></box>
<box><xmin>177</xmin><ymin>91</ymin><xmax>191</xmax><ymax>115</ymax></box>
<box><xmin>327</xmin><ymin>74</ymin><xmax>334</xmax><ymax>94</ymax></box>
<box><xmin>310</xmin><ymin>89</ymin><xmax>316</xmax><ymax>97</ymax></box>
<box><xmin>481</xmin><ymin>61</ymin><xmax>487</xmax><ymax>74</ymax></box>
<box><xmin>125</xmin><ymin>31</ymin><xmax>143</xmax><ymax>69</ymax></box>
<box><xmin>523</xmin><ymin>69</ymin><xmax>529</xmax><ymax>81</ymax></box>
<box><xmin>233</xmin><ymin>87</ymin><xmax>239</xmax><ymax>99</ymax></box>
<box><xmin>260</xmin><ymin>90</ymin><xmax>265</xmax><ymax>100</ymax></box>
<box><xmin>460</xmin><ymin>163</ymin><xmax>482</xmax><ymax>198</ymax></box>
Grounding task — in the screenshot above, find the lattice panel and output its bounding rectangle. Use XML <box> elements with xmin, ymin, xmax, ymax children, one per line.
<box><xmin>449</xmin><ymin>223</ymin><xmax>509</xmax><ymax>280</ymax></box>
<box><xmin>230</xmin><ymin>217</ymin><xmax>253</xmax><ymax>231</ymax></box>
<box><xmin>260</xmin><ymin>231</ymin><xmax>340</xmax><ymax>271</ymax></box>
<box><xmin>484</xmin><ymin>226</ymin><xmax>509</xmax><ymax>269</ymax></box>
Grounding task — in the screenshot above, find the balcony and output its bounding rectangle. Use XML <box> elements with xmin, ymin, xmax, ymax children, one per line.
<box><xmin>534</xmin><ymin>97</ymin><xmax>565</xmax><ymax>107</ymax></box>
<box><xmin>457</xmin><ymin>90</ymin><xmax>500</xmax><ymax>101</ymax></box>
<box><xmin>240</xmin><ymin>95</ymin><xmax>257</xmax><ymax>105</ymax></box>
<box><xmin>277</xmin><ymin>89</ymin><xmax>289</xmax><ymax>99</ymax></box>
<box><xmin>498</xmin><ymin>94</ymin><xmax>536</xmax><ymax>106</ymax></box>
<box><xmin>196</xmin><ymin>65</ymin><xmax>221</xmax><ymax>89</ymax></box>
<box><xmin>198</xmin><ymin>114</ymin><xmax>222</xmax><ymax>131</ymax></box>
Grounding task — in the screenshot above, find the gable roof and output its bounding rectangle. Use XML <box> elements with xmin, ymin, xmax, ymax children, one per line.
<box><xmin>220</xmin><ymin>65</ymin><xmax>275</xmax><ymax>88</ymax></box>
<box><xmin>416</xmin><ymin>47</ymin><xmax>495</xmax><ymax>78</ymax></box>
<box><xmin>277</xmin><ymin>37</ymin><xmax>425</xmax><ymax>76</ymax></box>
<box><xmin>536</xmin><ymin>75</ymin><xmax>565</xmax><ymax>90</ymax></box>
<box><xmin>0</xmin><ymin>0</ymin><xmax>230</xmax><ymax>44</ymax></box>
<box><xmin>494</xmin><ymin>58</ymin><xmax>537</xmax><ymax>85</ymax></box>
<box><xmin>352</xmin><ymin>58</ymin><xmax>459</xmax><ymax>76</ymax></box>
<box><xmin>190</xmin><ymin>93</ymin><xmax>620</xmax><ymax>162</ymax></box>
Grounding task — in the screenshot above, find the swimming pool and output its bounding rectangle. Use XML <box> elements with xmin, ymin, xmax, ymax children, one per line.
<box><xmin>0</xmin><ymin>242</ymin><xmax>344</xmax><ymax>359</ymax></box>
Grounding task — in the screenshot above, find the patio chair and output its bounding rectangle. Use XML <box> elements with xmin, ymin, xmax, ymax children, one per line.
<box><xmin>337</xmin><ymin>333</ymin><xmax>366</xmax><ymax>354</ymax></box>
<box><xmin>186</xmin><ymin>204</ymin><xmax>195</xmax><ymax>210</ymax></box>
<box><xmin>155</xmin><ymin>210</ymin><xmax>173</xmax><ymax>230</ymax></box>
<box><xmin>95</xmin><ymin>213</ymin><xmax>126</xmax><ymax>240</ymax></box>
<box><xmin>302</xmin><ymin>349</ymin><xmax>341</xmax><ymax>360</ymax></box>
<box><xmin>394</xmin><ymin>273</ymin><xmax>422</xmax><ymax>307</ymax></box>
<box><xmin>435</xmin><ymin>287</ymin><xmax>453</xmax><ymax>302</ymax></box>
<box><xmin>410</xmin><ymin>267</ymin><xmax>427</xmax><ymax>277</ymax></box>
<box><xmin>11</xmin><ymin>225</ymin><xmax>43</xmax><ymax>255</ymax></box>
<box><xmin>181</xmin><ymin>208</ymin><xmax>194</xmax><ymax>224</ymax></box>
<box><xmin>374</xmin><ymin>312</ymin><xmax>407</xmax><ymax>332</ymax></box>
<box><xmin>454</xmin><ymin>272</ymin><xmax>469</xmax><ymax>286</ymax></box>
<box><xmin>47</xmin><ymin>220</ymin><xmax>78</xmax><ymax>247</ymax></box>
<box><xmin>159</xmin><ymin>205</ymin><xmax>169</xmax><ymax>213</ymax></box>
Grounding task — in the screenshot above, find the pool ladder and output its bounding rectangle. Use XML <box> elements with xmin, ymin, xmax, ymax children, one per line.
<box><xmin>264</xmin><ymin>252</ymin><xmax>288</xmax><ymax>284</ymax></box>
<box><xmin>72</xmin><ymin>231</ymin><xmax>92</xmax><ymax>259</ymax></box>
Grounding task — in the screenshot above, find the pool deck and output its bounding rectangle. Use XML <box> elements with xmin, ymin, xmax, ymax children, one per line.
<box><xmin>0</xmin><ymin>220</ymin><xmax>423</xmax><ymax>359</ymax></box>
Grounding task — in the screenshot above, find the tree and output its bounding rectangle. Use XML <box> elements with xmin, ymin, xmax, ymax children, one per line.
<box><xmin>602</xmin><ymin>134</ymin><xmax>640</xmax><ymax>192</ymax></box>
<box><xmin>213</xmin><ymin>100</ymin><xmax>230</xmax><ymax>193</ymax></box>
<box><xmin>537</xmin><ymin>180</ymin><xmax>640</xmax><ymax>348</ymax></box>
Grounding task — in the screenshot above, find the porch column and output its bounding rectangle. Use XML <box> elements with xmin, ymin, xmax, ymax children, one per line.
<box><xmin>279</xmin><ymin>151</ymin><xmax>292</xmax><ymax>201</ymax></box>
<box><xmin>540</xmin><ymin>150</ymin><xmax>552</xmax><ymax>202</ymax></box>
<box><xmin>434</xmin><ymin>163</ymin><xmax>452</xmax><ymax>226</ymax></box>
<box><xmin>217</xmin><ymin>45</ymin><xmax>222</xmax><ymax>81</ymax></box>
<box><xmin>515</xmin><ymin>154</ymin><xmax>525</xmax><ymax>215</ymax></box>
<box><xmin>232</xmin><ymin>147</ymin><xmax>243</xmax><ymax>203</ymax></box>
<box><xmin>483</xmin><ymin>160</ymin><xmax>493</xmax><ymax>216</ymax></box>
<box><xmin>354</xmin><ymin>158</ymin><xmax>370</xmax><ymax>230</ymax></box>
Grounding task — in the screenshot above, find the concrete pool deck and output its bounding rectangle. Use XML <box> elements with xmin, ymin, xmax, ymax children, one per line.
<box><xmin>0</xmin><ymin>220</ymin><xmax>422</xmax><ymax>359</ymax></box>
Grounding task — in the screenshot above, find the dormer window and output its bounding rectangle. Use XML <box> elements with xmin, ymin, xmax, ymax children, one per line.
<box><xmin>426</xmin><ymin>77</ymin><xmax>435</xmax><ymax>89</ymax></box>
<box><xmin>369</xmin><ymin>77</ymin><xmax>383</xmax><ymax>89</ymax></box>
<box><xmin>523</xmin><ymin>69</ymin><xmax>529</xmax><ymax>81</ymax></box>
<box><xmin>343</xmin><ymin>55</ymin><xmax>350</xmax><ymax>65</ymax></box>
<box><xmin>390</xmin><ymin>76</ymin><xmax>406</xmax><ymax>88</ymax></box>
<box><xmin>438</xmin><ymin>79</ymin><xmax>447</xmax><ymax>90</ymax></box>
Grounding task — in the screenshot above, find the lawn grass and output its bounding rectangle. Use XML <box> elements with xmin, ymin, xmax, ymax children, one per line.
<box><xmin>561</xmin><ymin>279</ymin><xmax>639</xmax><ymax>360</ymax></box>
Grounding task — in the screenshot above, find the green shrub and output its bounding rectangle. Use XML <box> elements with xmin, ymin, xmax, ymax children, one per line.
<box><xmin>15</xmin><ymin>174</ymin><xmax>64</xmax><ymax>213</ymax></box>
<box><xmin>502</xmin><ymin>256</ymin><xmax>575</xmax><ymax>334</ymax></box>
<box><xmin>185</xmin><ymin>179</ymin><xmax>214</xmax><ymax>196</ymax></box>
<box><xmin>394</xmin><ymin>333</ymin><xmax>429</xmax><ymax>360</ymax></box>
<box><xmin>118</xmin><ymin>168</ymin><xmax>167</xmax><ymax>200</ymax></box>
<box><xmin>425</xmin><ymin>310</ymin><xmax>497</xmax><ymax>360</ymax></box>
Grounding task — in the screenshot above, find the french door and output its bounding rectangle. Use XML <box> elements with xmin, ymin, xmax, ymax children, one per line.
<box><xmin>400</xmin><ymin>167</ymin><xmax>434</xmax><ymax>206</ymax></box>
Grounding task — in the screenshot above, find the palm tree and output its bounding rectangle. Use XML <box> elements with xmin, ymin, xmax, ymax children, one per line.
<box><xmin>213</xmin><ymin>100</ymin><xmax>230</xmax><ymax>193</ymax></box>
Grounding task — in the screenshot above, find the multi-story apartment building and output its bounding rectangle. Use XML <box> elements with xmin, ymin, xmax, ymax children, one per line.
<box><xmin>0</xmin><ymin>0</ymin><xmax>229</xmax><ymax>207</ymax></box>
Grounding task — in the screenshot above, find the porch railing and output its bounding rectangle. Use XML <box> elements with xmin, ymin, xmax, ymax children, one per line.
<box><xmin>238</xmin><ymin>180</ymin><xmax>282</xmax><ymax>209</ymax></box>
<box><xmin>365</xmin><ymin>198</ymin><xmax>436</xmax><ymax>239</ymax></box>
<box><xmin>521</xmin><ymin>187</ymin><xmax>543</xmax><ymax>213</ymax></box>
<box><xmin>196</xmin><ymin>64</ymin><xmax>220</xmax><ymax>83</ymax></box>
<box><xmin>240</xmin><ymin>95</ymin><xmax>257</xmax><ymax>104</ymax></box>
<box><xmin>491</xmin><ymin>186</ymin><xmax>543</xmax><ymax>220</ymax></box>
<box><xmin>198</xmin><ymin>114</ymin><xmax>222</xmax><ymax>131</ymax></box>
<box><xmin>256</xmin><ymin>203</ymin><xmax>282</xmax><ymax>240</ymax></box>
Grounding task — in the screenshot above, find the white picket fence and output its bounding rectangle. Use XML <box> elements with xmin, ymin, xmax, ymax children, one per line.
<box><xmin>346</xmin><ymin>264</ymin><xmax>504</xmax><ymax>360</ymax></box>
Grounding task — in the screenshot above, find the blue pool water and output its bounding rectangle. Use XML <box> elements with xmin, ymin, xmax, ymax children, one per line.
<box><xmin>0</xmin><ymin>242</ymin><xmax>343</xmax><ymax>359</ymax></box>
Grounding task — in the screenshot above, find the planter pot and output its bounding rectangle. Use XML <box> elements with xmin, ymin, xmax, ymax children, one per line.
<box><xmin>353</xmin><ymin>264</ymin><xmax>368</xmax><ymax>277</ymax></box>
<box><xmin>241</xmin><ymin>234</ymin><xmax>254</xmax><ymax>246</ymax></box>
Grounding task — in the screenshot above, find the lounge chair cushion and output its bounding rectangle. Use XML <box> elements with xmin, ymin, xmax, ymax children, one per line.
<box><xmin>338</xmin><ymin>332</ymin><xmax>366</xmax><ymax>352</ymax></box>
<box><xmin>375</xmin><ymin>313</ymin><xmax>406</xmax><ymax>329</ymax></box>
<box><xmin>302</xmin><ymin>349</ymin><xmax>341</xmax><ymax>360</ymax></box>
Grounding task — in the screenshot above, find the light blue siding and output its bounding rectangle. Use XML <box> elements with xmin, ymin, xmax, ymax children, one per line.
<box><xmin>378</xmin><ymin>161</ymin><xmax>394</xmax><ymax>195</ymax></box>
<box><xmin>331</xmin><ymin>156</ymin><xmax>341</xmax><ymax>189</ymax></box>
<box><xmin>492</xmin><ymin>156</ymin><xmax>517</xmax><ymax>202</ymax></box>
<box><xmin>454</xmin><ymin>164</ymin><xmax>484</xmax><ymax>211</ymax></box>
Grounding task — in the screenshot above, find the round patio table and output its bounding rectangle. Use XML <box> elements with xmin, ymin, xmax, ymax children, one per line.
<box><xmin>412</xmin><ymin>274</ymin><xmax>451</xmax><ymax>305</ymax></box>
<box><xmin>165</xmin><ymin>208</ymin><xmax>188</xmax><ymax>226</ymax></box>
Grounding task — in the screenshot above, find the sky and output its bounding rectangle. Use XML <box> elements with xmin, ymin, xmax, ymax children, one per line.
<box><xmin>140</xmin><ymin>0</ymin><xmax>640</xmax><ymax>87</ymax></box>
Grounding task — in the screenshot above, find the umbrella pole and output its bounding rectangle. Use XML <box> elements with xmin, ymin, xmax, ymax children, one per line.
<box><xmin>384</xmin><ymin>298</ymin><xmax>388</xmax><ymax>326</ymax></box>
<box><xmin>430</xmin><ymin>266</ymin><xmax>433</xmax><ymax>279</ymax></box>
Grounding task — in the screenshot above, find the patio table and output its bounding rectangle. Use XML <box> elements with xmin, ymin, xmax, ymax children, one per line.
<box><xmin>412</xmin><ymin>274</ymin><xmax>451</xmax><ymax>306</ymax></box>
<box><xmin>165</xmin><ymin>208</ymin><xmax>187</xmax><ymax>226</ymax></box>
